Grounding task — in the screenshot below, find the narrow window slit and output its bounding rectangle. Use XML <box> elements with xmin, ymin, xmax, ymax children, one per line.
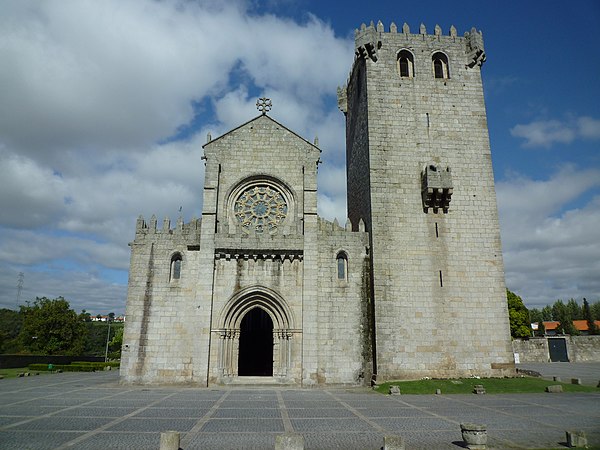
<box><xmin>439</xmin><ymin>270</ymin><xmax>443</xmax><ymax>287</ymax></box>
<box><xmin>435</xmin><ymin>222</ymin><xmax>439</xmax><ymax>238</ymax></box>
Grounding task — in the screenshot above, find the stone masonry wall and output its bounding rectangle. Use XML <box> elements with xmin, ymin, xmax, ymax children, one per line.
<box><xmin>513</xmin><ymin>337</ymin><xmax>600</xmax><ymax>362</ymax></box>
<box><xmin>120</xmin><ymin>218</ymin><xmax>203</xmax><ymax>384</ymax></box>
<box><xmin>315</xmin><ymin>217</ymin><xmax>371</xmax><ymax>384</ymax></box>
<box><xmin>343</xmin><ymin>22</ymin><xmax>514</xmax><ymax>380</ymax></box>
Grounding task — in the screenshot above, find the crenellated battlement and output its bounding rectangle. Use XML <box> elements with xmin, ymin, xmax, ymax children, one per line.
<box><xmin>135</xmin><ymin>214</ymin><xmax>202</xmax><ymax>237</ymax></box>
<box><xmin>318</xmin><ymin>216</ymin><xmax>367</xmax><ymax>233</ymax></box>
<box><xmin>353</xmin><ymin>20</ymin><xmax>481</xmax><ymax>43</ymax></box>
<box><xmin>338</xmin><ymin>21</ymin><xmax>486</xmax><ymax>113</ymax></box>
<box><xmin>353</xmin><ymin>21</ymin><xmax>484</xmax><ymax>64</ymax></box>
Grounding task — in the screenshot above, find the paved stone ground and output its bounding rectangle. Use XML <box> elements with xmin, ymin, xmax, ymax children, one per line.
<box><xmin>518</xmin><ymin>362</ymin><xmax>600</xmax><ymax>387</ymax></box>
<box><xmin>1</xmin><ymin>371</ymin><xmax>599</xmax><ymax>449</ymax></box>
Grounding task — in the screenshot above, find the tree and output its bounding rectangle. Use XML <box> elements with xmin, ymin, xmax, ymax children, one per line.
<box><xmin>507</xmin><ymin>290</ymin><xmax>531</xmax><ymax>338</ymax></box>
<box><xmin>537</xmin><ymin>321</ymin><xmax>546</xmax><ymax>336</ymax></box>
<box><xmin>541</xmin><ymin>305</ymin><xmax>553</xmax><ymax>321</ymax></box>
<box><xmin>552</xmin><ymin>300</ymin><xmax>578</xmax><ymax>336</ymax></box>
<box><xmin>529</xmin><ymin>308</ymin><xmax>543</xmax><ymax>324</ymax></box>
<box><xmin>19</xmin><ymin>297</ymin><xmax>86</xmax><ymax>355</ymax></box>
<box><xmin>0</xmin><ymin>308</ymin><xmax>22</xmax><ymax>353</ymax></box>
<box><xmin>566</xmin><ymin>298</ymin><xmax>582</xmax><ymax>320</ymax></box>
<box><xmin>79</xmin><ymin>310</ymin><xmax>92</xmax><ymax>322</ymax></box>
<box><xmin>583</xmin><ymin>298</ymin><xmax>599</xmax><ymax>335</ymax></box>
<box><xmin>109</xmin><ymin>327</ymin><xmax>123</xmax><ymax>359</ymax></box>
<box><xmin>591</xmin><ymin>301</ymin><xmax>600</xmax><ymax>321</ymax></box>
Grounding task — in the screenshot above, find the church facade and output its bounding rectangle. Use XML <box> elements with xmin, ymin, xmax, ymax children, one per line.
<box><xmin>120</xmin><ymin>21</ymin><xmax>515</xmax><ymax>386</ymax></box>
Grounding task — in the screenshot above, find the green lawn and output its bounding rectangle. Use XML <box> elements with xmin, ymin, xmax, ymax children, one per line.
<box><xmin>375</xmin><ymin>376</ymin><xmax>599</xmax><ymax>395</ymax></box>
<box><xmin>0</xmin><ymin>367</ymin><xmax>50</xmax><ymax>379</ymax></box>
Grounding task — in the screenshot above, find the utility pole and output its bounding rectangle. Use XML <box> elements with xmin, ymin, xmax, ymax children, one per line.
<box><xmin>16</xmin><ymin>272</ymin><xmax>24</xmax><ymax>309</ymax></box>
<box><xmin>104</xmin><ymin>317</ymin><xmax>112</xmax><ymax>362</ymax></box>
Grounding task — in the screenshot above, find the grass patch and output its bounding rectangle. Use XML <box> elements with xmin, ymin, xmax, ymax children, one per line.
<box><xmin>0</xmin><ymin>367</ymin><xmax>50</xmax><ymax>379</ymax></box>
<box><xmin>375</xmin><ymin>376</ymin><xmax>599</xmax><ymax>395</ymax></box>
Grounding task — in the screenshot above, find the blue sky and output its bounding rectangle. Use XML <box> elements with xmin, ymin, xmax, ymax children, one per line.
<box><xmin>1</xmin><ymin>0</ymin><xmax>599</xmax><ymax>315</ymax></box>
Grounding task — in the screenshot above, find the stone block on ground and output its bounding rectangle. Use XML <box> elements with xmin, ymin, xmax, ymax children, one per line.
<box><xmin>570</xmin><ymin>378</ymin><xmax>581</xmax><ymax>385</ymax></box>
<box><xmin>275</xmin><ymin>433</ymin><xmax>304</xmax><ymax>450</ymax></box>
<box><xmin>566</xmin><ymin>430</ymin><xmax>587</xmax><ymax>448</ymax></box>
<box><xmin>389</xmin><ymin>385</ymin><xmax>401</xmax><ymax>395</ymax></box>
<box><xmin>545</xmin><ymin>385</ymin><xmax>563</xmax><ymax>393</ymax></box>
<box><xmin>553</xmin><ymin>376</ymin><xmax>561</xmax><ymax>382</ymax></box>
<box><xmin>460</xmin><ymin>423</ymin><xmax>487</xmax><ymax>449</ymax></box>
<box><xmin>383</xmin><ymin>434</ymin><xmax>405</xmax><ymax>450</ymax></box>
<box><xmin>472</xmin><ymin>384</ymin><xmax>486</xmax><ymax>394</ymax></box>
<box><xmin>159</xmin><ymin>431</ymin><xmax>180</xmax><ymax>450</ymax></box>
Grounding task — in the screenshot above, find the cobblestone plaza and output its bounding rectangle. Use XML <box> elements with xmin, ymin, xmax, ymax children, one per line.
<box><xmin>1</xmin><ymin>371</ymin><xmax>599</xmax><ymax>449</ymax></box>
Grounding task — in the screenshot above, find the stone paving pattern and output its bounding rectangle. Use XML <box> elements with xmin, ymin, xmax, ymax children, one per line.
<box><xmin>1</xmin><ymin>371</ymin><xmax>600</xmax><ymax>449</ymax></box>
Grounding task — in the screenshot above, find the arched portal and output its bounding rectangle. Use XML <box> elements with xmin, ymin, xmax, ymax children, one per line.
<box><xmin>238</xmin><ymin>308</ymin><xmax>273</xmax><ymax>376</ymax></box>
<box><xmin>215</xmin><ymin>286</ymin><xmax>297</xmax><ymax>380</ymax></box>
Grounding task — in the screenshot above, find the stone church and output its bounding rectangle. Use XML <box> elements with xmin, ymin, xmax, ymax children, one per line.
<box><xmin>120</xmin><ymin>21</ymin><xmax>515</xmax><ymax>386</ymax></box>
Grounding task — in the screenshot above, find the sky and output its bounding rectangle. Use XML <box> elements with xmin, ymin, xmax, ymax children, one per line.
<box><xmin>1</xmin><ymin>0</ymin><xmax>599</xmax><ymax>315</ymax></box>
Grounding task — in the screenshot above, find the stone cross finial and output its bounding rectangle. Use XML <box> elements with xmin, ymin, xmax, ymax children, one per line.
<box><xmin>256</xmin><ymin>97</ymin><xmax>272</xmax><ymax>114</ymax></box>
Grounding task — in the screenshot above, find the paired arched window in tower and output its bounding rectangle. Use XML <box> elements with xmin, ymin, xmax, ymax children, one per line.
<box><xmin>170</xmin><ymin>253</ymin><xmax>182</xmax><ymax>281</ymax></box>
<box><xmin>397</xmin><ymin>50</ymin><xmax>414</xmax><ymax>78</ymax></box>
<box><xmin>336</xmin><ymin>251</ymin><xmax>348</xmax><ymax>281</ymax></box>
<box><xmin>395</xmin><ymin>50</ymin><xmax>450</xmax><ymax>80</ymax></box>
<box><xmin>432</xmin><ymin>52</ymin><xmax>450</xmax><ymax>79</ymax></box>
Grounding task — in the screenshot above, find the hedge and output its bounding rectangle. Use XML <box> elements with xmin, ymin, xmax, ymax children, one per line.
<box><xmin>72</xmin><ymin>361</ymin><xmax>120</xmax><ymax>368</ymax></box>
<box><xmin>28</xmin><ymin>361</ymin><xmax>120</xmax><ymax>372</ymax></box>
<box><xmin>28</xmin><ymin>364</ymin><xmax>95</xmax><ymax>372</ymax></box>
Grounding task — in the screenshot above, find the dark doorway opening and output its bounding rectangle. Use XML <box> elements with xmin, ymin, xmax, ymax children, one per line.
<box><xmin>238</xmin><ymin>308</ymin><xmax>273</xmax><ymax>376</ymax></box>
<box><xmin>548</xmin><ymin>338</ymin><xmax>569</xmax><ymax>362</ymax></box>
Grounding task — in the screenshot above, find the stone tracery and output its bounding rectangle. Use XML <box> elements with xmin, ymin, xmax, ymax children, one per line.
<box><xmin>234</xmin><ymin>184</ymin><xmax>288</xmax><ymax>234</ymax></box>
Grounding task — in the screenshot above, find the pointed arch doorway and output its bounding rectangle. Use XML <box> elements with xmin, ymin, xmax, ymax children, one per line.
<box><xmin>238</xmin><ymin>308</ymin><xmax>273</xmax><ymax>376</ymax></box>
<box><xmin>215</xmin><ymin>286</ymin><xmax>298</xmax><ymax>382</ymax></box>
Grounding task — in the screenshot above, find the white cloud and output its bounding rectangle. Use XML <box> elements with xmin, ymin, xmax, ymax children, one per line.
<box><xmin>497</xmin><ymin>167</ymin><xmax>600</xmax><ymax>309</ymax></box>
<box><xmin>0</xmin><ymin>149</ymin><xmax>68</xmax><ymax>228</ymax></box>
<box><xmin>0</xmin><ymin>0</ymin><xmax>353</xmax><ymax>314</ymax></box>
<box><xmin>510</xmin><ymin>116</ymin><xmax>600</xmax><ymax>148</ymax></box>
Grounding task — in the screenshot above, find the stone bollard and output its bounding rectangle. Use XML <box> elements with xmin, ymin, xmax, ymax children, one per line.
<box><xmin>566</xmin><ymin>430</ymin><xmax>587</xmax><ymax>448</ymax></box>
<box><xmin>570</xmin><ymin>378</ymin><xmax>581</xmax><ymax>385</ymax></box>
<box><xmin>159</xmin><ymin>431</ymin><xmax>180</xmax><ymax>450</ymax></box>
<box><xmin>0</xmin><ymin>375</ymin><xmax>4</xmax><ymax>380</ymax></box>
<box><xmin>545</xmin><ymin>385</ymin><xmax>563</xmax><ymax>393</ymax></box>
<box><xmin>435</xmin><ymin>389</ymin><xmax>442</xmax><ymax>395</ymax></box>
<box><xmin>389</xmin><ymin>385</ymin><xmax>401</xmax><ymax>395</ymax></box>
<box><xmin>383</xmin><ymin>435</ymin><xmax>405</xmax><ymax>450</ymax></box>
<box><xmin>553</xmin><ymin>376</ymin><xmax>561</xmax><ymax>382</ymax></box>
<box><xmin>472</xmin><ymin>385</ymin><xmax>486</xmax><ymax>395</ymax></box>
<box><xmin>275</xmin><ymin>433</ymin><xmax>304</xmax><ymax>450</ymax></box>
<box><xmin>460</xmin><ymin>423</ymin><xmax>487</xmax><ymax>449</ymax></box>
<box><xmin>18</xmin><ymin>373</ymin><xmax>24</xmax><ymax>377</ymax></box>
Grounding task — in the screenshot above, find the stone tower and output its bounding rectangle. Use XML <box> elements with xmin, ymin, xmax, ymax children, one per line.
<box><xmin>338</xmin><ymin>21</ymin><xmax>515</xmax><ymax>380</ymax></box>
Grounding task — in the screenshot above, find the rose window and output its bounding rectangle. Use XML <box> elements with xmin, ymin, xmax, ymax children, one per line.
<box><xmin>234</xmin><ymin>185</ymin><xmax>288</xmax><ymax>234</ymax></box>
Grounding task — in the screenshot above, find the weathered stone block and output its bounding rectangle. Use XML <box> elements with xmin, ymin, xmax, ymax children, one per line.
<box><xmin>389</xmin><ymin>385</ymin><xmax>401</xmax><ymax>395</ymax></box>
<box><xmin>275</xmin><ymin>433</ymin><xmax>304</xmax><ymax>450</ymax></box>
<box><xmin>460</xmin><ymin>423</ymin><xmax>487</xmax><ymax>449</ymax></box>
<box><xmin>383</xmin><ymin>435</ymin><xmax>405</xmax><ymax>450</ymax></box>
<box><xmin>545</xmin><ymin>385</ymin><xmax>563</xmax><ymax>393</ymax></box>
<box><xmin>159</xmin><ymin>431</ymin><xmax>180</xmax><ymax>450</ymax></box>
<box><xmin>473</xmin><ymin>385</ymin><xmax>486</xmax><ymax>394</ymax></box>
<box><xmin>566</xmin><ymin>430</ymin><xmax>587</xmax><ymax>448</ymax></box>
